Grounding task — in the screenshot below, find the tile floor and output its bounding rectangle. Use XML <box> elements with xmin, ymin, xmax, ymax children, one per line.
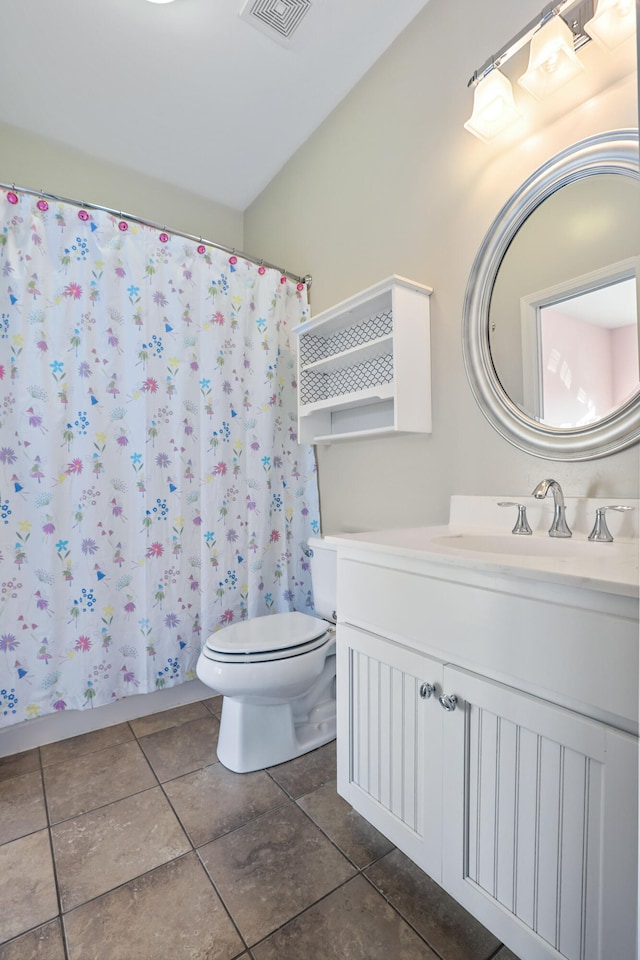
<box><xmin>0</xmin><ymin>697</ymin><xmax>522</xmax><ymax>960</ymax></box>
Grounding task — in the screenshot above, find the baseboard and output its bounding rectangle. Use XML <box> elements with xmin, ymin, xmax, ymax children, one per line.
<box><xmin>0</xmin><ymin>679</ymin><xmax>214</xmax><ymax>758</ymax></box>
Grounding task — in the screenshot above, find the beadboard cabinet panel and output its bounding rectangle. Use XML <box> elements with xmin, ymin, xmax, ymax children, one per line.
<box><xmin>337</xmin><ymin>623</ymin><xmax>443</xmax><ymax>879</ymax></box>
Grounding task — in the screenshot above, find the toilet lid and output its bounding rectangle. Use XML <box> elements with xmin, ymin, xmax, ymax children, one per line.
<box><xmin>204</xmin><ymin>611</ymin><xmax>328</xmax><ymax>656</ymax></box>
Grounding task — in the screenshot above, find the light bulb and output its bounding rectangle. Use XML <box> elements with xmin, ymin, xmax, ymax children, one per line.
<box><xmin>584</xmin><ymin>0</ymin><xmax>635</xmax><ymax>50</ymax></box>
<box><xmin>464</xmin><ymin>69</ymin><xmax>521</xmax><ymax>143</ymax></box>
<box><xmin>518</xmin><ymin>16</ymin><xmax>584</xmax><ymax>101</ymax></box>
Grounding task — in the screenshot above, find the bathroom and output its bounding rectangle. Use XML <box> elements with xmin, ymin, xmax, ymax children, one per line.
<box><xmin>0</xmin><ymin>0</ymin><xmax>638</xmax><ymax>957</ymax></box>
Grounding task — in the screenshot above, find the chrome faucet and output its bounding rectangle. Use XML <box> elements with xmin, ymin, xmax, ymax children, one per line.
<box><xmin>531</xmin><ymin>479</ymin><xmax>572</xmax><ymax>538</ymax></box>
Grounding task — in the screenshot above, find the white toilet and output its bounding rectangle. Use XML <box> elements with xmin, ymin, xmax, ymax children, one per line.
<box><xmin>196</xmin><ymin>536</ymin><xmax>337</xmax><ymax>773</ymax></box>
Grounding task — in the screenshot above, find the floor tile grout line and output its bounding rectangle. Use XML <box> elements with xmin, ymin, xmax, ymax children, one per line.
<box><xmin>0</xmin><ymin>917</ymin><xmax>65</xmax><ymax>955</ymax></box>
<box><xmin>38</xmin><ymin>699</ymin><xmax>220</xmax><ymax>771</ymax></box>
<box><xmin>193</xmin><ymin>845</ymin><xmax>253</xmax><ymax>955</ymax></box>
<box><xmin>38</xmin><ymin>723</ymin><xmax>137</xmax><ymax>770</ymax></box>
<box><xmin>45</xmin><ymin>813</ymin><xmax>71</xmax><ymax>960</ymax></box>
<box><xmin>40</xmin><ymin>718</ymin><xmax>206</xmax><ymax>827</ymax></box>
<box><xmin>244</xmin><ymin>865</ymin><xmax>398</xmax><ymax>953</ymax></box>
<box><xmin>128</xmin><ymin>699</ymin><xmax>221</xmax><ymax>737</ymax></box>
<box><xmin>41</xmin><ymin>735</ymin><xmax>156</xmax><ymax>824</ymax></box>
<box><xmin>263</xmin><ymin>764</ymin><xmax>336</xmax><ymax>803</ymax></box>
<box><xmin>181</xmin><ymin>762</ymin><xmax>355</xmax><ymax>952</ymax></box>
<box><xmin>487</xmin><ymin>946</ymin><xmax>508</xmax><ymax>960</ymax></box>
<box><xmin>244</xmin><ymin>872</ymin><xmax>358</xmax><ymax>951</ymax></box>
<box><xmin>41</xmin><ymin>752</ymin><xmax>73</xmax><ymax>960</ymax></box>
<box><xmin>359</xmin><ymin>866</ymin><xmax>508</xmax><ymax>960</ymax></box>
<box><xmin>358</xmin><ymin>869</ymin><xmax>449</xmax><ymax>960</ymax></box>
<box><xmin>152</xmin><ymin>751</ymin><xmax>301</xmax><ymax>849</ymax></box>
<box><xmin>188</xmin><ymin>792</ymin><xmax>294</xmax><ymax>848</ymax></box>
<box><xmin>263</xmin><ymin>766</ymin><xmax>298</xmax><ymax>799</ymax></box>
<box><xmin>48</xmin><ymin>792</ymin><xmax>192</xmax><ymax>917</ymax></box>
<box><xmin>203</xmin><ymin>781</ymin><xmax>345</xmax><ymax>850</ymax></box>
<box><xmin>0</xmin><ymin>821</ymin><xmax>51</xmax><ymax>850</ymax></box>
<box><xmin>0</xmin><ymin>768</ymin><xmax>38</xmax><ymax>789</ymax></box>
<box><xmin>139</xmin><ymin>745</ymin><xmax>255</xmax><ymax>957</ymax></box>
<box><xmin>0</xmin><ymin>748</ymin><xmax>42</xmax><ymax>787</ymax></box>
<box><xmin>44</xmin><ymin>780</ymin><xmax>170</xmax><ymax>829</ymax></box>
<box><xmin>0</xmin><ymin>756</ymin><xmax>65</xmax><ymax>955</ymax></box>
<box><xmin>56</xmin><ymin>846</ymin><xmax>253</xmax><ymax>958</ymax></box>
<box><xmin>292</xmin><ymin>785</ymin><xmax>396</xmax><ymax>875</ymax></box>
<box><xmin>0</xmin><ymin>760</ymin><xmax>48</xmax><ymax>850</ymax></box>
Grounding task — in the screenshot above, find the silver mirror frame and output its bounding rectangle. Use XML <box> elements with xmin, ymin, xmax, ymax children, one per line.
<box><xmin>463</xmin><ymin>129</ymin><xmax>640</xmax><ymax>461</ymax></box>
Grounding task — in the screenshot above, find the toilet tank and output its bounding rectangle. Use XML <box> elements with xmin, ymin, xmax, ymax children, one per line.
<box><xmin>308</xmin><ymin>536</ymin><xmax>337</xmax><ymax>622</ymax></box>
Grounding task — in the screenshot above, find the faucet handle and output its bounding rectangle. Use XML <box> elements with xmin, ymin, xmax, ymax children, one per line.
<box><xmin>588</xmin><ymin>505</ymin><xmax>634</xmax><ymax>543</ymax></box>
<box><xmin>498</xmin><ymin>501</ymin><xmax>533</xmax><ymax>536</ymax></box>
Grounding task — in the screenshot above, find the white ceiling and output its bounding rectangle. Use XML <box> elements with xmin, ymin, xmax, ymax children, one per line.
<box><xmin>0</xmin><ymin>0</ymin><xmax>431</xmax><ymax>211</ymax></box>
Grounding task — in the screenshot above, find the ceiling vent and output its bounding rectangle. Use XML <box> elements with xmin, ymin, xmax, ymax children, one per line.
<box><xmin>239</xmin><ymin>0</ymin><xmax>312</xmax><ymax>44</ymax></box>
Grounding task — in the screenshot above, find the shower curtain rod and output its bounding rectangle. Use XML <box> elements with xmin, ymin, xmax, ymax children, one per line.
<box><xmin>1</xmin><ymin>181</ymin><xmax>312</xmax><ymax>288</ymax></box>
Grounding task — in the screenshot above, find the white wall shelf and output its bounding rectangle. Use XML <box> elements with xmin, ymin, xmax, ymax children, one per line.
<box><xmin>294</xmin><ymin>275</ymin><xmax>432</xmax><ymax>444</ymax></box>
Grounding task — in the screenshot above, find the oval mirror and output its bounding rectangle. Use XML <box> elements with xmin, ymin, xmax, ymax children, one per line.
<box><xmin>463</xmin><ymin>129</ymin><xmax>640</xmax><ymax>461</ymax></box>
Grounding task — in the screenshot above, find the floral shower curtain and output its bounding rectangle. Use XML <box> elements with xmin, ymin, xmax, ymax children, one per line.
<box><xmin>0</xmin><ymin>191</ymin><xmax>319</xmax><ymax>727</ymax></box>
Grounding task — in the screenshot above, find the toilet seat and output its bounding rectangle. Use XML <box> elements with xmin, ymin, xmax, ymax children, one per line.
<box><xmin>201</xmin><ymin>611</ymin><xmax>332</xmax><ymax>664</ymax></box>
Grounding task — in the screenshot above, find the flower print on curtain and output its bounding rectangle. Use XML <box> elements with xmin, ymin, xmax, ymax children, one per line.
<box><xmin>0</xmin><ymin>191</ymin><xmax>319</xmax><ymax>727</ymax></box>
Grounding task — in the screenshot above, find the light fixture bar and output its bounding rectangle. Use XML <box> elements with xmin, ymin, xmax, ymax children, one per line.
<box><xmin>467</xmin><ymin>0</ymin><xmax>594</xmax><ymax>87</ymax></box>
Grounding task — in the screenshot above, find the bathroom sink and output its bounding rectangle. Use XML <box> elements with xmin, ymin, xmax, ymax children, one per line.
<box><xmin>431</xmin><ymin>533</ymin><xmax>618</xmax><ymax>559</ymax></box>
<box><xmin>326</xmin><ymin>495</ymin><xmax>639</xmax><ymax>598</ymax></box>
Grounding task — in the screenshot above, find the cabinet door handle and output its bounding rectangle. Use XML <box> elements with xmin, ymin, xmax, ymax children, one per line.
<box><xmin>419</xmin><ymin>682</ymin><xmax>436</xmax><ymax>700</ymax></box>
<box><xmin>439</xmin><ymin>694</ymin><xmax>458</xmax><ymax>712</ymax></box>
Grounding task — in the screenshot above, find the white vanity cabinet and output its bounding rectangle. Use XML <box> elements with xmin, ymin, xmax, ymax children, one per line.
<box><xmin>334</xmin><ymin>545</ymin><xmax>638</xmax><ymax>960</ymax></box>
<box><xmin>337</xmin><ymin>623</ymin><xmax>444</xmax><ymax>879</ymax></box>
<box><xmin>293</xmin><ymin>275</ymin><xmax>432</xmax><ymax>444</ymax></box>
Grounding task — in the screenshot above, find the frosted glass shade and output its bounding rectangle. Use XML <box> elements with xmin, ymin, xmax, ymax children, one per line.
<box><xmin>584</xmin><ymin>0</ymin><xmax>635</xmax><ymax>50</ymax></box>
<box><xmin>464</xmin><ymin>70</ymin><xmax>521</xmax><ymax>143</ymax></box>
<box><xmin>518</xmin><ymin>16</ymin><xmax>584</xmax><ymax>101</ymax></box>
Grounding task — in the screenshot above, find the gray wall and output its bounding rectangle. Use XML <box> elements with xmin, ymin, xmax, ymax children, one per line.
<box><xmin>244</xmin><ymin>0</ymin><xmax>639</xmax><ymax>535</ymax></box>
<box><xmin>0</xmin><ymin>121</ymin><xmax>243</xmax><ymax>249</ymax></box>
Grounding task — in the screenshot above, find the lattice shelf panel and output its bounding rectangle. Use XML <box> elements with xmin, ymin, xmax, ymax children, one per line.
<box><xmin>299</xmin><ymin>310</ymin><xmax>393</xmax><ymax>367</ymax></box>
<box><xmin>300</xmin><ymin>354</ymin><xmax>394</xmax><ymax>406</ymax></box>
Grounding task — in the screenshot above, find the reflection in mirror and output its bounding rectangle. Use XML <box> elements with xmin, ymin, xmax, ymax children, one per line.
<box><xmin>489</xmin><ymin>173</ymin><xmax>640</xmax><ymax>428</ymax></box>
<box><xmin>537</xmin><ymin>273</ymin><xmax>638</xmax><ymax>427</ymax></box>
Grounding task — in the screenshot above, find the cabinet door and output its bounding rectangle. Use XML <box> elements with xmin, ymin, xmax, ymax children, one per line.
<box><xmin>336</xmin><ymin>623</ymin><xmax>443</xmax><ymax>879</ymax></box>
<box><xmin>441</xmin><ymin>665</ymin><xmax>638</xmax><ymax>960</ymax></box>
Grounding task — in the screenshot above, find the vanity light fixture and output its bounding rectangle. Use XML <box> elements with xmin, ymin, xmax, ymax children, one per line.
<box><xmin>464</xmin><ymin>0</ymin><xmax>610</xmax><ymax>142</ymax></box>
<box><xmin>584</xmin><ymin>0</ymin><xmax>635</xmax><ymax>49</ymax></box>
<box><xmin>145</xmin><ymin>0</ymin><xmax>176</xmax><ymax>4</ymax></box>
<box><xmin>518</xmin><ymin>14</ymin><xmax>585</xmax><ymax>100</ymax></box>
<box><xmin>464</xmin><ymin>69</ymin><xmax>522</xmax><ymax>143</ymax></box>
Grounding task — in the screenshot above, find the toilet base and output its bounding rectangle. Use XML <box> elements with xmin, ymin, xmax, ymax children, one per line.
<box><xmin>217</xmin><ymin>694</ymin><xmax>336</xmax><ymax>774</ymax></box>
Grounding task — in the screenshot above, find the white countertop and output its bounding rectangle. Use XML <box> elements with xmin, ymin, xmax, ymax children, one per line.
<box><xmin>325</xmin><ymin>496</ymin><xmax>640</xmax><ymax>600</ymax></box>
